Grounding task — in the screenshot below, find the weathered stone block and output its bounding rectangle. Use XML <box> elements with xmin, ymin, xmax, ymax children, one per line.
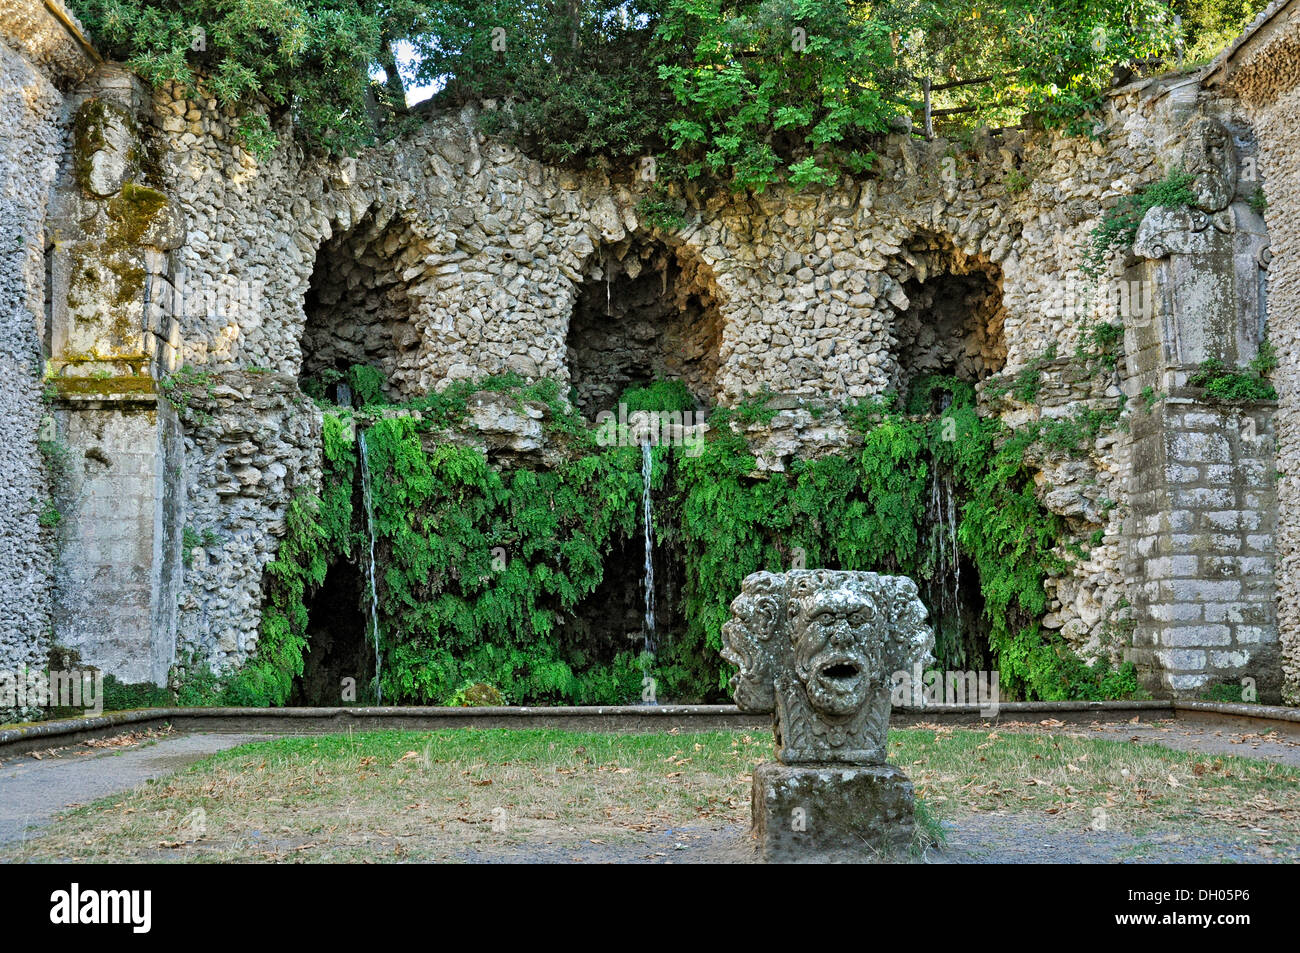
<box><xmin>1162</xmin><ymin>625</ymin><xmax>1230</xmax><ymax>647</ymax></box>
<box><xmin>752</xmin><ymin>762</ymin><xmax>915</xmax><ymax>862</ymax></box>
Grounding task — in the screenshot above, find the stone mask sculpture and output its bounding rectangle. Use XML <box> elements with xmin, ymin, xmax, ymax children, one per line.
<box><xmin>722</xmin><ymin>569</ymin><xmax>933</xmax><ymax>764</ymax></box>
<box><xmin>1181</xmin><ymin>118</ymin><xmax>1237</xmax><ymax>215</ymax></box>
<box><xmin>722</xmin><ymin>569</ymin><xmax>934</xmax><ymax>860</ymax></box>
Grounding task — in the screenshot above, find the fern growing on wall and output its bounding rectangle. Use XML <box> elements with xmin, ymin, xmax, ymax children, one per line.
<box><xmin>203</xmin><ymin>364</ymin><xmax>1142</xmax><ymax>707</ymax></box>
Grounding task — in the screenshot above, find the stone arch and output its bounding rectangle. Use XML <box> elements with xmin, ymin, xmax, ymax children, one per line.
<box><xmin>886</xmin><ymin>230</ymin><xmax>1007</xmax><ymax>403</ymax></box>
<box><xmin>298</xmin><ymin>204</ymin><xmax>427</xmax><ymax>400</ymax></box>
<box><xmin>564</xmin><ymin>233</ymin><xmax>725</xmax><ymax>418</ymax></box>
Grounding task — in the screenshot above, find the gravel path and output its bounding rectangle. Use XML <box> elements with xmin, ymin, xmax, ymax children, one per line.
<box><xmin>0</xmin><ymin>731</ymin><xmax>268</xmax><ymax>851</ymax></box>
<box><xmin>449</xmin><ymin>813</ymin><xmax>1290</xmax><ymax>863</ymax></box>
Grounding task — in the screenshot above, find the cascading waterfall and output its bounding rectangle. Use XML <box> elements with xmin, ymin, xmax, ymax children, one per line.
<box><xmin>357</xmin><ymin>427</ymin><xmax>384</xmax><ymax>705</ymax></box>
<box><xmin>640</xmin><ymin>440</ymin><xmax>656</xmax><ymax>658</ymax></box>
<box><xmin>336</xmin><ymin>381</ymin><xmax>383</xmax><ymax>701</ymax></box>
<box><xmin>925</xmin><ymin>459</ymin><xmax>960</xmax><ymax>669</ymax></box>
<box><xmin>925</xmin><ymin>394</ymin><xmax>965</xmax><ymax>670</ymax></box>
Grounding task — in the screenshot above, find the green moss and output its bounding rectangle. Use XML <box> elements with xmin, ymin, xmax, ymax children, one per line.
<box><xmin>106</xmin><ymin>183</ymin><xmax>169</xmax><ymax>246</ymax></box>
<box><xmin>52</xmin><ymin>375</ymin><xmax>155</xmax><ymax>397</ymax></box>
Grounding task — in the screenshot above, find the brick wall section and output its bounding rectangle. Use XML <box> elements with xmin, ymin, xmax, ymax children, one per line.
<box><xmin>1127</xmin><ymin>399</ymin><xmax>1280</xmax><ymax>699</ymax></box>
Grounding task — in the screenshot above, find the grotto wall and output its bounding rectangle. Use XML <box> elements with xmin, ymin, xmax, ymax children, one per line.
<box><xmin>1206</xmin><ymin>0</ymin><xmax>1300</xmax><ymax>703</ymax></box>
<box><xmin>0</xmin><ymin>0</ymin><xmax>94</xmax><ymax>700</ymax></box>
<box><xmin>137</xmin><ymin>75</ymin><xmax>1261</xmax><ymax>694</ymax></box>
<box><xmin>3</xmin><ymin>0</ymin><xmax>1295</xmax><ymax>702</ymax></box>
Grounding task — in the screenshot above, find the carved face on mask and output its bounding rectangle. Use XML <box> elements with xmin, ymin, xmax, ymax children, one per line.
<box><xmin>1182</xmin><ymin>119</ymin><xmax>1237</xmax><ymax>214</ymax></box>
<box><xmin>722</xmin><ymin>569</ymin><xmax>934</xmax><ymax>765</ymax></box>
<box><xmin>790</xmin><ymin>587</ymin><xmax>883</xmax><ymax>717</ymax></box>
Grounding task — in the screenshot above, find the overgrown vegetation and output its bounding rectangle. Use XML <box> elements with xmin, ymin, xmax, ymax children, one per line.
<box><xmin>1085</xmin><ymin>167</ymin><xmax>1197</xmax><ymax>276</ymax></box>
<box><xmin>72</xmin><ymin>0</ymin><xmax>1228</xmax><ymax>189</ymax></box>
<box><xmin>176</xmin><ymin>346</ymin><xmax>1144</xmax><ymax>707</ymax></box>
<box><xmin>1188</xmin><ymin>341</ymin><xmax>1278</xmax><ymax>403</ymax></box>
<box><xmin>71</xmin><ymin>0</ymin><xmax>423</xmax><ymax>155</ymax></box>
<box><xmin>159</xmin><ymin>364</ymin><xmax>216</xmax><ymax>423</ymax></box>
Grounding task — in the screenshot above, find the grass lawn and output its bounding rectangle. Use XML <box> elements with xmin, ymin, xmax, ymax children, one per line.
<box><xmin>9</xmin><ymin>726</ymin><xmax>1300</xmax><ymax>862</ymax></box>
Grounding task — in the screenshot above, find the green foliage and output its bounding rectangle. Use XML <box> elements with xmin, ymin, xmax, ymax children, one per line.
<box><xmin>419</xmin><ymin>0</ymin><xmax>668</xmax><ymax>167</ymax></box>
<box><xmin>348</xmin><ymin>364</ymin><xmax>387</xmax><ymax>406</ymax></box>
<box><xmin>1080</xmin><ymin>321</ymin><xmax>1124</xmax><ymax>368</ymax></box>
<box><xmin>1003</xmin><ymin>167</ymin><xmax>1032</xmax><ymax>194</ymax></box>
<box><xmin>38</xmin><ymin>438</ymin><xmax>72</xmax><ymax>484</ymax></box>
<box><xmin>361</xmin><ymin>415</ymin><xmax>644</xmax><ymax>704</ymax></box>
<box><xmin>636</xmin><ymin>194</ymin><xmax>689</xmax><ymax>232</ymax></box>
<box><xmin>983</xmin><ymin>344</ymin><xmax>1057</xmax><ymax>403</ymax></box>
<box><xmin>1175</xmin><ymin>0</ymin><xmax>1270</xmax><ymax>63</ymax></box>
<box><xmin>232</xmin><ymin>412</ymin><xmax>360</xmax><ymax>706</ymax></box>
<box><xmin>1253</xmin><ymin>338</ymin><xmax>1279</xmax><ymax>375</ymax></box>
<box><xmin>1249</xmin><ymin>186</ymin><xmax>1268</xmax><ymax>215</ymax></box>
<box><xmin>1199</xmin><ymin>681</ymin><xmax>1258</xmax><ymax>704</ymax></box>
<box><xmin>1188</xmin><ymin>354</ymin><xmax>1278</xmax><ymax>403</ymax></box>
<box><xmin>656</xmin><ymin>0</ymin><xmax>898</xmax><ymax>192</ymax></box>
<box><xmin>229</xmin><ymin>369</ymin><xmax>1142</xmax><ymax>707</ymax></box>
<box><xmin>172</xmin><ymin>650</ymin><xmax>224</xmax><ymax>706</ymax></box>
<box><xmin>904</xmin><ymin>374</ymin><xmax>975</xmax><ymax>414</ymax></box>
<box><xmin>69</xmin><ymin>0</ymin><xmax>427</xmax><ymax>155</ymax></box>
<box><xmin>232</xmin><ymin>112</ymin><xmax>278</xmax><ymax>159</ymax></box>
<box><xmin>181</xmin><ymin>525</ymin><xmax>219</xmax><ymax>567</ymax></box>
<box><xmin>674</xmin><ymin>388</ymin><xmax>1131</xmax><ymax>701</ymax></box>
<box><xmin>619</xmin><ymin>379</ymin><xmax>696</xmax><ymax>413</ymax></box>
<box><xmin>102</xmin><ymin>674</ymin><xmax>173</xmax><ymax>711</ymax></box>
<box><xmin>38</xmin><ymin>500</ymin><xmax>62</xmax><ymax>529</ymax></box>
<box><xmin>75</xmin><ymin>0</ymin><xmax>1238</xmax><ymax>180</ymax></box>
<box><xmin>159</xmin><ymin>364</ymin><xmax>215</xmax><ymax>423</ymax></box>
<box><xmin>1086</xmin><ymin>168</ymin><xmax>1196</xmax><ymax>276</ymax></box>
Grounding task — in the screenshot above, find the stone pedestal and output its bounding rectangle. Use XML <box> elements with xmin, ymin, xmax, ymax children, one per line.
<box><xmin>752</xmin><ymin>762</ymin><xmax>915</xmax><ymax>862</ymax></box>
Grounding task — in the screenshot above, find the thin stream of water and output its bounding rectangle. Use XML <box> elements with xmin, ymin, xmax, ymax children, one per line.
<box><xmin>641</xmin><ymin>440</ymin><xmax>656</xmax><ymax>658</ymax></box>
<box><xmin>340</xmin><ymin>381</ymin><xmax>382</xmax><ymax>705</ymax></box>
<box><xmin>358</xmin><ymin>430</ymin><xmax>383</xmax><ymax>704</ymax></box>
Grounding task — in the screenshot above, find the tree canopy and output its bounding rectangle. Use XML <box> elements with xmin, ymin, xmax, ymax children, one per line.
<box><xmin>71</xmin><ymin>0</ymin><xmax>1265</xmax><ymax>190</ymax></box>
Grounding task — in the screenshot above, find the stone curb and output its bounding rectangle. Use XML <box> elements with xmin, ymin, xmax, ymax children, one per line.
<box><xmin>2</xmin><ymin>699</ymin><xmax>1298</xmax><ymax>758</ymax></box>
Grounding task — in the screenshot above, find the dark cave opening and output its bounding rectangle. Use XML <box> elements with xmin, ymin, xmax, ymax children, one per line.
<box><xmin>291</xmin><ymin>560</ymin><xmax>375</xmax><ymax>706</ymax></box>
<box><xmin>891</xmin><ymin>237</ymin><xmax>1007</xmax><ymax>402</ymax></box>
<box><xmin>565</xmin><ymin>240</ymin><xmax>723</xmax><ymax>419</ymax></box>
<box><xmin>299</xmin><ymin>209</ymin><xmax>424</xmax><ymax>400</ymax></box>
<box><xmin>558</xmin><ymin>511</ymin><xmax>686</xmax><ymax>696</ymax></box>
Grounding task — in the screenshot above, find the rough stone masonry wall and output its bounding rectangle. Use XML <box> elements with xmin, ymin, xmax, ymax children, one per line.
<box><xmin>142</xmin><ymin>84</ymin><xmax>1194</xmax><ymax>675</ymax></box>
<box><xmin>1218</xmin><ymin>10</ymin><xmax>1300</xmax><ymax>702</ymax></box>
<box><xmin>0</xmin><ymin>1</ymin><xmax>93</xmax><ymax>686</ymax></box>
<box><xmin>173</xmin><ymin>372</ymin><xmax>321</xmax><ymax>670</ymax></box>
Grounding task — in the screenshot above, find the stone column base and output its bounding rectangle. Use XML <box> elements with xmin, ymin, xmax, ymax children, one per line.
<box><xmin>752</xmin><ymin>762</ymin><xmax>915</xmax><ymax>862</ymax></box>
